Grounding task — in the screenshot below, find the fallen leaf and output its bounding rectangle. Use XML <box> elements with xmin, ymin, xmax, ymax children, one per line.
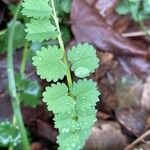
<box><xmin>71</xmin><ymin>0</ymin><xmax>149</xmax><ymax>58</ymax></box>
<box><xmin>36</xmin><ymin>119</ymin><xmax>57</xmax><ymax>143</ymax></box>
<box><xmin>116</xmin><ymin>107</ymin><xmax>148</xmax><ymax>136</ymax></box>
<box><xmin>31</xmin><ymin>142</ymin><xmax>43</xmax><ymax>150</ymax></box>
<box><xmin>95</xmin><ymin>0</ymin><xmax>117</xmax><ymax>18</ymax></box>
<box><xmin>85</xmin><ymin>121</ymin><xmax>127</xmax><ymax>150</ymax></box>
<box><xmin>115</xmin><ymin>75</ymin><xmax>143</xmax><ymax>109</ymax></box>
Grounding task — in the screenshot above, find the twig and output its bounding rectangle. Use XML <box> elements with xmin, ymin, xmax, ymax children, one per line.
<box><xmin>124</xmin><ymin>130</ymin><xmax>150</xmax><ymax>150</ymax></box>
<box><xmin>122</xmin><ymin>30</ymin><xmax>150</xmax><ymax>38</ymax></box>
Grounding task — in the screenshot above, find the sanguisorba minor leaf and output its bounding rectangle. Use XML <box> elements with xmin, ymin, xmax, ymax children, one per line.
<box><xmin>0</xmin><ymin>121</ymin><xmax>21</xmax><ymax>147</ymax></box>
<box><xmin>55</xmin><ymin>79</ymin><xmax>100</xmax><ymax>150</ymax></box>
<box><xmin>71</xmin><ymin>79</ymin><xmax>100</xmax><ymax>109</ymax></box>
<box><xmin>57</xmin><ymin>130</ymin><xmax>91</xmax><ymax>150</ymax></box>
<box><xmin>22</xmin><ymin>0</ymin><xmax>52</xmax><ymax>19</ymax></box>
<box><xmin>43</xmin><ymin>82</ymin><xmax>75</xmax><ymax>114</ymax></box>
<box><xmin>32</xmin><ymin>45</ymin><xmax>68</xmax><ymax>82</ymax></box>
<box><xmin>22</xmin><ymin>0</ymin><xmax>101</xmax><ymax>149</ymax></box>
<box><xmin>68</xmin><ymin>43</ymin><xmax>99</xmax><ymax>78</ymax></box>
<box><xmin>25</xmin><ymin>19</ymin><xmax>58</xmax><ymax>42</ymax></box>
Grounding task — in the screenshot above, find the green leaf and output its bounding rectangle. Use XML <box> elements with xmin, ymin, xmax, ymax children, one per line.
<box><xmin>71</xmin><ymin>79</ymin><xmax>100</xmax><ymax>109</ymax></box>
<box><xmin>22</xmin><ymin>0</ymin><xmax>52</xmax><ymax>19</ymax></box>
<box><xmin>30</xmin><ymin>42</ymin><xmax>42</xmax><ymax>52</ymax></box>
<box><xmin>20</xmin><ymin>81</ymin><xmax>41</xmax><ymax>107</ymax></box>
<box><xmin>0</xmin><ymin>31</ymin><xmax>7</xmax><ymax>53</ymax></box>
<box><xmin>0</xmin><ymin>121</ymin><xmax>21</xmax><ymax>147</ymax></box>
<box><xmin>55</xmin><ymin>109</ymin><xmax>96</xmax><ymax>133</ymax></box>
<box><xmin>43</xmin><ymin>82</ymin><xmax>75</xmax><ymax>113</ymax></box>
<box><xmin>74</xmin><ymin>67</ymin><xmax>90</xmax><ymax>78</ymax></box>
<box><xmin>129</xmin><ymin>1</ymin><xmax>140</xmax><ymax>22</ymax></box>
<box><xmin>60</xmin><ymin>0</ymin><xmax>71</xmax><ymax>13</ymax></box>
<box><xmin>16</xmin><ymin>74</ymin><xmax>41</xmax><ymax>107</ymax></box>
<box><xmin>116</xmin><ymin>0</ymin><xmax>150</xmax><ymax>22</ymax></box>
<box><xmin>9</xmin><ymin>4</ymin><xmax>23</xmax><ymax>20</ymax></box>
<box><xmin>143</xmin><ymin>0</ymin><xmax>150</xmax><ymax>14</ymax></box>
<box><xmin>25</xmin><ymin>19</ymin><xmax>58</xmax><ymax>42</ymax></box>
<box><xmin>61</xmin><ymin>25</ymin><xmax>72</xmax><ymax>42</ymax></box>
<box><xmin>54</xmin><ymin>112</ymin><xmax>76</xmax><ymax>131</ymax></box>
<box><xmin>0</xmin><ymin>21</ymin><xmax>26</xmax><ymax>53</ymax></box>
<box><xmin>68</xmin><ymin>43</ymin><xmax>99</xmax><ymax>78</ymax></box>
<box><xmin>55</xmin><ymin>111</ymin><xmax>94</xmax><ymax>150</ymax></box>
<box><xmin>33</xmin><ymin>45</ymin><xmax>68</xmax><ymax>82</ymax></box>
<box><xmin>57</xmin><ymin>130</ymin><xmax>91</xmax><ymax>150</ymax></box>
<box><xmin>7</xmin><ymin>21</ymin><xmax>26</xmax><ymax>49</ymax></box>
<box><xmin>116</xmin><ymin>0</ymin><xmax>130</xmax><ymax>15</ymax></box>
<box><xmin>54</xmin><ymin>0</ymin><xmax>71</xmax><ymax>14</ymax></box>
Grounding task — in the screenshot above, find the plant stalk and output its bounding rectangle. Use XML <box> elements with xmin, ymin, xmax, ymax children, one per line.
<box><xmin>7</xmin><ymin>1</ymin><xmax>30</xmax><ymax>150</ymax></box>
<box><xmin>20</xmin><ymin>41</ymin><xmax>28</xmax><ymax>76</ymax></box>
<box><xmin>51</xmin><ymin>0</ymin><xmax>73</xmax><ymax>87</ymax></box>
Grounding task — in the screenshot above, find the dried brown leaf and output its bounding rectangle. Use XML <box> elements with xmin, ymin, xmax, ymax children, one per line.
<box><xmin>116</xmin><ymin>108</ymin><xmax>147</xmax><ymax>135</ymax></box>
<box><xmin>85</xmin><ymin>121</ymin><xmax>127</xmax><ymax>150</ymax></box>
<box><xmin>71</xmin><ymin>0</ymin><xmax>149</xmax><ymax>58</ymax></box>
<box><xmin>115</xmin><ymin>75</ymin><xmax>143</xmax><ymax>109</ymax></box>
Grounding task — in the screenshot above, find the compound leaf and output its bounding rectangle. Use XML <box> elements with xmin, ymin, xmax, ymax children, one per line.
<box><xmin>0</xmin><ymin>121</ymin><xmax>21</xmax><ymax>147</ymax></box>
<box><xmin>22</xmin><ymin>0</ymin><xmax>52</xmax><ymax>19</ymax></box>
<box><xmin>68</xmin><ymin>43</ymin><xmax>99</xmax><ymax>78</ymax></box>
<box><xmin>25</xmin><ymin>19</ymin><xmax>58</xmax><ymax>42</ymax></box>
<box><xmin>53</xmin><ymin>79</ymin><xmax>100</xmax><ymax>150</ymax></box>
<box><xmin>32</xmin><ymin>45</ymin><xmax>68</xmax><ymax>82</ymax></box>
<box><xmin>43</xmin><ymin>83</ymin><xmax>75</xmax><ymax>113</ymax></box>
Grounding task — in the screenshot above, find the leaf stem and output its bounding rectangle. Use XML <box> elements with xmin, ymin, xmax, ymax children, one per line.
<box><xmin>51</xmin><ymin>0</ymin><xmax>73</xmax><ymax>87</ymax></box>
<box><xmin>7</xmin><ymin>1</ymin><xmax>30</xmax><ymax>150</ymax></box>
<box><xmin>20</xmin><ymin>41</ymin><xmax>28</xmax><ymax>76</ymax></box>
